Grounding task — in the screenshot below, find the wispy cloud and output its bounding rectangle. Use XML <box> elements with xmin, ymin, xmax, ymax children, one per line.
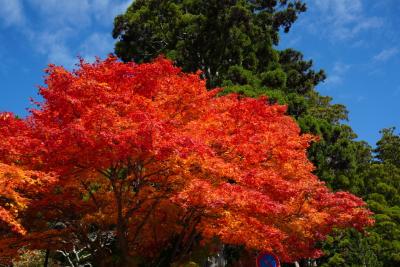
<box><xmin>0</xmin><ymin>0</ymin><xmax>131</xmax><ymax>67</ymax></box>
<box><xmin>33</xmin><ymin>29</ymin><xmax>76</xmax><ymax>67</ymax></box>
<box><xmin>0</xmin><ymin>0</ymin><xmax>26</xmax><ymax>27</ymax></box>
<box><xmin>392</xmin><ymin>85</ymin><xmax>400</xmax><ymax>96</ymax></box>
<box><xmin>92</xmin><ymin>0</ymin><xmax>132</xmax><ymax>25</ymax></box>
<box><xmin>356</xmin><ymin>95</ymin><xmax>365</xmax><ymax>103</ymax></box>
<box><xmin>309</xmin><ymin>0</ymin><xmax>383</xmax><ymax>41</ymax></box>
<box><xmin>28</xmin><ymin>0</ymin><xmax>92</xmax><ymax>29</ymax></box>
<box><xmin>27</xmin><ymin>0</ymin><xmax>131</xmax><ymax>29</ymax></box>
<box><xmin>373</xmin><ymin>48</ymin><xmax>399</xmax><ymax>62</ymax></box>
<box><xmin>80</xmin><ymin>33</ymin><xmax>114</xmax><ymax>62</ymax></box>
<box><xmin>285</xmin><ymin>35</ymin><xmax>302</xmax><ymax>47</ymax></box>
<box><xmin>326</xmin><ymin>61</ymin><xmax>351</xmax><ymax>86</ymax></box>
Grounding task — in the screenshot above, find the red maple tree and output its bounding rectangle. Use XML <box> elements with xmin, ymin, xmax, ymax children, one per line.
<box><xmin>0</xmin><ymin>56</ymin><xmax>373</xmax><ymax>266</ymax></box>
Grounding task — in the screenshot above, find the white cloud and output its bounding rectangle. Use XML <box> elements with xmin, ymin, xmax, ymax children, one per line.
<box><xmin>326</xmin><ymin>74</ymin><xmax>342</xmax><ymax>85</ymax></box>
<box><xmin>315</xmin><ymin>0</ymin><xmax>361</xmax><ymax>22</ymax></box>
<box><xmin>326</xmin><ymin>61</ymin><xmax>351</xmax><ymax>86</ymax></box>
<box><xmin>0</xmin><ymin>0</ymin><xmax>25</xmax><ymax>27</ymax></box>
<box><xmin>0</xmin><ymin>1</ymin><xmax>130</xmax><ymax>68</ymax></box>
<box><xmin>356</xmin><ymin>95</ymin><xmax>365</xmax><ymax>103</ymax></box>
<box><xmin>310</xmin><ymin>0</ymin><xmax>383</xmax><ymax>40</ymax></box>
<box><xmin>333</xmin><ymin>62</ymin><xmax>351</xmax><ymax>74</ymax></box>
<box><xmin>79</xmin><ymin>33</ymin><xmax>114</xmax><ymax>62</ymax></box>
<box><xmin>27</xmin><ymin>0</ymin><xmax>91</xmax><ymax>29</ymax></box>
<box><xmin>285</xmin><ymin>35</ymin><xmax>302</xmax><ymax>47</ymax></box>
<box><xmin>92</xmin><ymin>0</ymin><xmax>132</xmax><ymax>24</ymax></box>
<box><xmin>47</xmin><ymin>44</ymin><xmax>76</xmax><ymax>68</ymax></box>
<box><xmin>26</xmin><ymin>0</ymin><xmax>131</xmax><ymax>29</ymax></box>
<box><xmin>373</xmin><ymin>48</ymin><xmax>399</xmax><ymax>62</ymax></box>
<box><xmin>33</xmin><ymin>29</ymin><xmax>76</xmax><ymax>67</ymax></box>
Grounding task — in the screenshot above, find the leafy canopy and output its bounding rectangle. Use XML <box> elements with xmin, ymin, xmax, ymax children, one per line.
<box><xmin>113</xmin><ymin>0</ymin><xmax>314</xmax><ymax>89</ymax></box>
<box><xmin>0</xmin><ymin>57</ymin><xmax>372</xmax><ymax>265</ymax></box>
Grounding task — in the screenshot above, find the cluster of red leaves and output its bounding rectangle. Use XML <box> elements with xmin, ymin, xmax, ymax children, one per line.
<box><xmin>0</xmin><ymin>113</ymin><xmax>57</xmax><ymax>237</ymax></box>
<box><xmin>0</xmin><ymin>163</ymin><xmax>56</xmax><ymax>233</ymax></box>
<box><xmin>0</xmin><ymin>56</ymin><xmax>373</xmax><ymax>263</ymax></box>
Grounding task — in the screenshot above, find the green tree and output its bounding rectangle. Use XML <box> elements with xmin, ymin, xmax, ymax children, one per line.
<box><xmin>319</xmin><ymin>129</ymin><xmax>400</xmax><ymax>267</ymax></box>
<box><xmin>113</xmin><ymin>0</ymin><xmax>309</xmax><ymax>88</ymax></box>
<box><xmin>375</xmin><ymin>127</ymin><xmax>400</xmax><ymax>167</ymax></box>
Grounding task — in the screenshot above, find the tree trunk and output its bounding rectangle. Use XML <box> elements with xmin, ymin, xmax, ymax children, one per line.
<box><xmin>116</xmin><ymin>186</ymin><xmax>129</xmax><ymax>267</ymax></box>
<box><xmin>43</xmin><ymin>249</ymin><xmax>50</xmax><ymax>267</ymax></box>
<box><xmin>117</xmin><ymin>231</ymin><xmax>129</xmax><ymax>267</ymax></box>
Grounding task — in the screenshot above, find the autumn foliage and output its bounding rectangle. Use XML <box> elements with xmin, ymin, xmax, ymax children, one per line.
<box><xmin>0</xmin><ymin>56</ymin><xmax>372</xmax><ymax>265</ymax></box>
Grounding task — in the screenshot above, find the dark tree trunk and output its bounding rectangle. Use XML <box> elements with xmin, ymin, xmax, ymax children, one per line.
<box><xmin>116</xmin><ymin>197</ymin><xmax>129</xmax><ymax>267</ymax></box>
<box><xmin>43</xmin><ymin>249</ymin><xmax>50</xmax><ymax>267</ymax></box>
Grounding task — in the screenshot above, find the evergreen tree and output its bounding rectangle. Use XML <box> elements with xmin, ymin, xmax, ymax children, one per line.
<box><xmin>113</xmin><ymin>0</ymin><xmax>308</xmax><ymax>88</ymax></box>
<box><xmin>320</xmin><ymin>129</ymin><xmax>400</xmax><ymax>266</ymax></box>
<box><xmin>375</xmin><ymin>127</ymin><xmax>400</xmax><ymax>167</ymax></box>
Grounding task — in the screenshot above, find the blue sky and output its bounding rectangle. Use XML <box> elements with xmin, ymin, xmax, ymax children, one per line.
<box><xmin>279</xmin><ymin>0</ymin><xmax>400</xmax><ymax>146</ymax></box>
<box><xmin>0</xmin><ymin>0</ymin><xmax>399</xmax><ymax>146</ymax></box>
<box><xmin>0</xmin><ymin>0</ymin><xmax>130</xmax><ymax>116</ymax></box>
